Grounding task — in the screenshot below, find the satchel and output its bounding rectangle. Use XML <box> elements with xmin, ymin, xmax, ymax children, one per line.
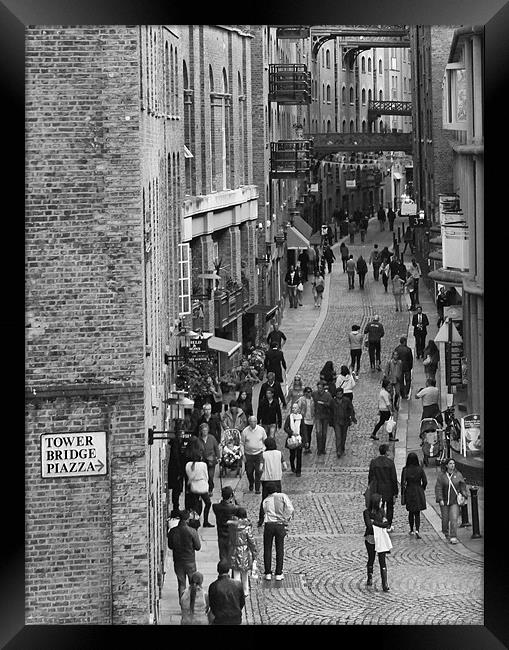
<box><xmin>373</xmin><ymin>525</ymin><xmax>393</xmax><ymax>553</ymax></box>
<box><xmin>287</xmin><ymin>434</ymin><xmax>302</xmax><ymax>449</ymax></box>
<box><xmin>315</xmin><ymin>283</ymin><xmax>324</xmax><ymax>293</ymax></box>
<box><xmin>447</xmin><ymin>473</ymin><xmax>467</xmax><ymax>506</ymax></box>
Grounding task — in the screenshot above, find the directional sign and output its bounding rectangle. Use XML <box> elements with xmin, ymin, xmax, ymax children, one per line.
<box><xmin>41</xmin><ymin>431</ymin><xmax>107</xmax><ymax>478</ymax></box>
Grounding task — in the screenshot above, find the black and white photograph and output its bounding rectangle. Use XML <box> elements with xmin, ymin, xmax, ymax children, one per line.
<box><xmin>13</xmin><ymin>6</ymin><xmax>500</xmax><ymax>642</ymax></box>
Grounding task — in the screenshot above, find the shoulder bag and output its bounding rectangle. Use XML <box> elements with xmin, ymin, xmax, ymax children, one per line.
<box><xmin>447</xmin><ymin>473</ymin><xmax>467</xmax><ymax>506</ymax></box>
<box><xmin>373</xmin><ymin>524</ymin><xmax>393</xmax><ymax>553</ymax></box>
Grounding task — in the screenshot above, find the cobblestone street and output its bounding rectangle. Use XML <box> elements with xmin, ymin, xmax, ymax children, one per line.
<box><xmin>236</xmin><ymin>221</ymin><xmax>484</xmax><ymax>625</ymax></box>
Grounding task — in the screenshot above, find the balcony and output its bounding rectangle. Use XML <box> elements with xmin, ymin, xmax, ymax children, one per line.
<box><xmin>214</xmin><ymin>286</ymin><xmax>244</xmax><ymax>328</ymax></box>
<box><xmin>268</xmin><ymin>64</ymin><xmax>311</xmax><ymax>104</ymax></box>
<box><xmin>276</xmin><ymin>26</ymin><xmax>310</xmax><ymax>39</ymax></box>
<box><xmin>270</xmin><ymin>140</ymin><xmax>312</xmax><ymax>178</ymax></box>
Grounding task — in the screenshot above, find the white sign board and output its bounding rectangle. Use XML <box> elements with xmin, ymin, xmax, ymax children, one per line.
<box><xmin>346</xmin><ymin>180</ymin><xmax>356</xmax><ymax>188</ymax></box>
<box><xmin>400</xmin><ymin>200</ymin><xmax>417</xmax><ymax>215</ymax></box>
<box><xmin>41</xmin><ymin>431</ymin><xmax>107</xmax><ymax>478</ymax></box>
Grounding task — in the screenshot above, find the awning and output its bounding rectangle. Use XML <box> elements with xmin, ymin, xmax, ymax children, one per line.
<box><xmin>309</xmin><ymin>231</ymin><xmax>322</xmax><ymax>245</ymax></box>
<box><xmin>183</xmin><ymin>145</ymin><xmax>194</xmax><ymax>159</ymax></box>
<box><xmin>292</xmin><ymin>214</ymin><xmax>313</xmax><ymax>239</ymax></box>
<box><xmin>428</xmin><ymin>268</ymin><xmax>466</xmax><ymax>286</ymax></box>
<box><xmin>286</xmin><ymin>225</ymin><xmax>310</xmax><ymax>250</ymax></box>
<box><xmin>207</xmin><ymin>336</ymin><xmax>242</xmax><ymax>357</ymax></box>
<box><xmin>428</xmin><ymin>250</ymin><xmax>443</xmax><ymax>262</ymax></box>
<box><xmin>245</xmin><ymin>304</ymin><xmax>279</xmax><ymax>321</ymax></box>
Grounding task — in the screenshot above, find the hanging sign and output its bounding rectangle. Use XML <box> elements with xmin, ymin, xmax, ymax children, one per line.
<box><xmin>445</xmin><ymin>341</ymin><xmax>464</xmax><ymax>386</ymax></box>
<box><xmin>41</xmin><ymin>431</ymin><xmax>107</xmax><ymax>478</ymax></box>
<box><xmin>188</xmin><ymin>337</ymin><xmax>209</xmax><ymax>363</ymax></box>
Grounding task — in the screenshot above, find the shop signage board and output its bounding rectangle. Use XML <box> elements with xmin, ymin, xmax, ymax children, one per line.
<box><xmin>460</xmin><ymin>414</ymin><xmax>481</xmax><ymax>457</ymax></box>
<box><xmin>188</xmin><ymin>337</ymin><xmax>209</xmax><ymax>363</ymax></box>
<box><xmin>400</xmin><ymin>199</ymin><xmax>417</xmax><ymax>215</ymax></box>
<box><xmin>321</xmin><ymin>224</ymin><xmax>328</xmax><ymax>235</ymax></box>
<box><xmin>346</xmin><ymin>180</ymin><xmax>356</xmax><ymax>188</ymax></box>
<box><xmin>445</xmin><ymin>341</ymin><xmax>464</xmax><ymax>386</ymax></box>
<box><xmin>41</xmin><ymin>431</ymin><xmax>107</xmax><ymax>478</ymax></box>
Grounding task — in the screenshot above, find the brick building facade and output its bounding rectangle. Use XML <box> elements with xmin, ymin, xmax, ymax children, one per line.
<box><xmin>26</xmin><ymin>25</ymin><xmax>183</xmax><ymax>624</ymax></box>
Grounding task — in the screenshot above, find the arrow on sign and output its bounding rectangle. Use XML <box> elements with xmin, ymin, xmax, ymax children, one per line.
<box><xmin>95</xmin><ymin>458</ymin><xmax>105</xmax><ymax>472</ymax></box>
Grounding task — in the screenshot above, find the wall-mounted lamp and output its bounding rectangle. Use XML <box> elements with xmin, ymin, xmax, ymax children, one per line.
<box><xmin>266</xmin><ymin>219</ymin><xmax>271</xmax><ymax>228</ymax></box>
<box><xmin>257</xmin><ymin>222</ymin><xmax>264</xmax><ymax>230</ymax></box>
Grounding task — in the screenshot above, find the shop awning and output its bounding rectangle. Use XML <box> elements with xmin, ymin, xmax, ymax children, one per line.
<box><xmin>428</xmin><ymin>268</ymin><xmax>466</xmax><ymax>286</ymax></box>
<box><xmin>286</xmin><ymin>225</ymin><xmax>310</xmax><ymax>250</ymax></box>
<box><xmin>245</xmin><ymin>303</ymin><xmax>279</xmax><ymax>321</ymax></box>
<box><xmin>428</xmin><ymin>250</ymin><xmax>443</xmax><ymax>262</ymax></box>
<box><xmin>309</xmin><ymin>231</ymin><xmax>322</xmax><ymax>245</ymax></box>
<box><xmin>292</xmin><ymin>214</ymin><xmax>313</xmax><ymax>239</ymax></box>
<box><xmin>207</xmin><ymin>336</ymin><xmax>242</xmax><ymax>357</ymax></box>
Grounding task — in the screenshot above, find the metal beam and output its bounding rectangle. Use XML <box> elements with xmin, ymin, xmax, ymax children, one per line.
<box><xmin>306</xmin><ymin>132</ymin><xmax>413</xmax><ymax>154</ymax></box>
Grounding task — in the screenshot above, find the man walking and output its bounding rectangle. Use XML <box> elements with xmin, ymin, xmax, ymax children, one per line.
<box><xmin>436</xmin><ymin>286</ymin><xmax>448</xmax><ymax>327</ymax></box>
<box><xmin>267</xmin><ymin>320</ymin><xmax>287</xmax><ymax>349</ymax></box>
<box><xmin>194</xmin><ymin>402</ymin><xmax>222</xmax><ymax>445</ymax></box>
<box><xmin>196</xmin><ymin>422</ymin><xmax>220</xmax><ymax>497</ymax></box>
<box><xmin>241</xmin><ymin>415</ymin><xmax>267</xmax><ymax>493</ymax></box>
<box><xmin>257</xmin><ymin>388</ymin><xmax>282</xmax><ymax>437</ymax></box>
<box><xmin>285</xmin><ymin>264</ymin><xmax>300</xmax><ymax>309</ymax></box>
<box><xmin>167</xmin><ymin>509</ymin><xmax>202</xmax><ymax>600</ymax></box>
<box><xmin>331</xmin><ymin>387</ymin><xmax>357</xmax><ymax>458</ymax></box>
<box><xmin>262</xmin><ymin>482</ymin><xmax>294</xmax><ymax>581</ymax></box>
<box><xmin>364</xmin><ymin>314</ymin><xmax>385</xmax><ymax>372</ymax></box>
<box><xmin>377</xmin><ymin>205</ymin><xmax>386</xmax><ymax>231</ymax></box>
<box><xmin>312</xmin><ymin>381</ymin><xmax>334</xmax><ymax>455</ymax></box>
<box><xmin>323</xmin><ymin>244</ymin><xmax>336</xmax><ymax>274</ymax></box>
<box><xmin>356</xmin><ymin>255</ymin><xmax>368</xmax><ymax>290</ymax></box>
<box><xmin>368</xmin><ymin>444</ymin><xmax>399</xmax><ymax>531</ymax></box>
<box><xmin>264</xmin><ymin>343</ymin><xmax>287</xmax><ymax>384</ymax></box>
<box><xmin>208</xmin><ymin>559</ymin><xmax>245</xmax><ymax>625</ymax></box>
<box><xmin>383</xmin><ymin>351</ymin><xmax>403</xmax><ymax>411</ymax></box>
<box><xmin>387</xmin><ymin>206</ymin><xmax>396</xmax><ymax>231</ymax></box>
<box><xmin>394</xmin><ymin>336</ymin><xmax>414</xmax><ymax>399</ymax></box>
<box><xmin>212</xmin><ymin>486</ymin><xmax>242</xmax><ymax>562</ymax></box>
<box><xmin>402</xmin><ymin>225</ymin><xmax>415</xmax><ymax>256</ymax></box>
<box><xmin>346</xmin><ymin>254</ymin><xmax>356</xmax><ymax>290</ymax></box>
<box><xmin>412</xmin><ymin>306</ymin><xmax>429</xmax><ymax>359</ymax></box>
<box><xmin>259</xmin><ymin>371</ymin><xmax>286</xmax><ymax>409</ymax></box>
<box><xmin>368</xmin><ymin>244</ymin><xmax>382</xmax><ymax>281</ymax></box>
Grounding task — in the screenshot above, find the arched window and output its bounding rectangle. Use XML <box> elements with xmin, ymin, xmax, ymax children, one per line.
<box><xmin>326</xmin><ymin>49</ymin><xmax>330</xmax><ymax>68</ymax></box>
<box><xmin>368</xmin><ymin>57</ymin><xmax>372</xmax><ymax>72</ymax></box>
<box><xmin>379</xmin><ymin>119</ymin><xmax>384</xmax><ymax>132</ymax></box>
<box><xmin>349</xmin><ymin>119</ymin><xmax>354</xmax><ymax>133</ymax></box>
<box><xmin>362</xmin><ymin>88</ymin><xmax>366</xmax><ymax>104</ymax></box>
<box><xmin>209</xmin><ymin>66</ymin><xmax>216</xmax><ymax>191</ymax></box>
<box><xmin>342</xmin><ymin>119</ymin><xmax>346</xmax><ymax>132</ymax></box>
<box><xmin>174</xmin><ymin>47</ymin><xmax>179</xmax><ymax>116</ymax></box>
<box><xmin>361</xmin><ymin>56</ymin><xmax>365</xmax><ymax>73</ymax></box>
<box><xmin>326</xmin><ymin>84</ymin><xmax>331</xmax><ymax>102</ymax></box>
<box><xmin>362</xmin><ymin>120</ymin><xmax>366</xmax><ymax>132</ymax></box>
<box><xmin>183</xmin><ymin>60</ymin><xmax>193</xmax><ymax>194</ymax></box>
<box><xmin>164</xmin><ymin>43</ymin><xmax>170</xmax><ymax>114</ymax></box>
<box><xmin>170</xmin><ymin>45</ymin><xmax>174</xmax><ymax>115</ymax></box>
<box><xmin>341</xmin><ymin>86</ymin><xmax>346</xmax><ymax>104</ymax></box>
<box><xmin>323</xmin><ymin>120</ymin><xmax>326</xmax><ymax>131</ymax></box>
<box><xmin>322</xmin><ymin>83</ymin><xmax>325</xmax><ymax>103</ymax></box>
<box><xmin>379</xmin><ymin>59</ymin><xmax>382</xmax><ymax>74</ymax></box>
<box><xmin>222</xmin><ymin>68</ymin><xmax>230</xmax><ymax>190</ymax></box>
<box><xmin>379</xmin><ymin>89</ymin><xmax>383</xmax><ymax>101</ymax></box>
<box><xmin>238</xmin><ymin>72</ymin><xmax>245</xmax><ymax>185</ymax></box>
<box><xmin>327</xmin><ymin>119</ymin><xmax>331</xmax><ymax>133</ymax></box>
<box><xmin>349</xmin><ymin>86</ymin><xmax>354</xmax><ymax>104</ymax></box>
<box><xmin>368</xmin><ymin>88</ymin><xmax>372</xmax><ymax>103</ymax></box>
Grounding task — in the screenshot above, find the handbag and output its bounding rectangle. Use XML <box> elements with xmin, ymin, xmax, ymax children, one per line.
<box><xmin>287</xmin><ymin>434</ymin><xmax>302</xmax><ymax>449</ymax></box>
<box><xmin>297</xmin><ymin>282</ymin><xmax>304</xmax><ymax>291</ymax></box>
<box><xmin>373</xmin><ymin>525</ymin><xmax>393</xmax><ymax>553</ymax></box>
<box><xmin>385</xmin><ymin>415</ymin><xmax>396</xmax><ymax>434</ymax></box>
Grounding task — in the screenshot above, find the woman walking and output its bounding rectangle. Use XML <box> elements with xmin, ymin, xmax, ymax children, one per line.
<box><xmin>356</xmin><ymin>255</ymin><xmax>368</xmax><ymax>289</ymax></box>
<box><xmin>370</xmin><ymin>379</ymin><xmax>394</xmax><ymax>441</ymax></box>
<box><xmin>363</xmin><ymin>493</ymin><xmax>391</xmax><ymax>591</ymax></box>
<box><xmin>313</xmin><ymin>274</ymin><xmax>325</xmax><ymax>308</ymax></box>
<box><xmin>257</xmin><ymin>436</ymin><xmax>285</xmax><ymax>527</ymax></box>
<box><xmin>336</xmin><ymin>365</ymin><xmax>356</xmax><ymax>401</ymax></box>
<box><xmin>340</xmin><ymin>242</ymin><xmax>349</xmax><ymax>272</ymax></box>
<box><xmin>283</xmin><ymin>402</ymin><xmax>303</xmax><ymax>477</ymax></box>
<box><xmin>391</xmin><ymin>272</ymin><xmax>405</xmax><ymax>311</ymax></box>
<box><xmin>297</xmin><ymin>386</ymin><xmax>315</xmax><ymax>452</ymax></box>
<box><xmin>236</xmin><ymin>389</ymin><xmax>253</xmax><ymax>418</ymax></box>
<box><xmin>288</xmin><ymin>374</ymin><xmax>305</xmax><ymax>406</ymax></box>
<box><xmin>422</xmin><ymin>340</ymin><xmax>440</xmax><ymax>382</ymax></box>
<box><xmin>348</xmin><ymin>324</ymin><xmax>364</xmax><ymax>376</ymax></box>
<box><xmin>415</xmin><ymin>378</ymin><xmax>443</xmax><ymax>425</ymax></box>
<box><xmin>400</xmin><ymin>452</ymin><xmax>427</xmax><ymax>539</ymax></box>
<box><xmin>185</xmin><ymin>452</ymin><xmax>214</xmax><ymax>528</ymax></box>
<box><xmin>180</xmin><ymin>571</ymin><xmax>209</xmax><ymax>625</ymax></box>
<box><xmin>434</xmin><ymin>458</ymin><xmax>468</xmax><ymax>544</ymax></box>
<box><xmin>320</xmin><ymin>360</ymin><xmax>337</xmax><ymax>394</ymax></box>
<box><xmin>380</xmin><ymin>260</ymin><xmax>390</xmax><ymax>293</ymax></box>
<box><xmin>227</xmin><ymin>507</ymin><xmax>258</xmax><ymax>596</ymax></box>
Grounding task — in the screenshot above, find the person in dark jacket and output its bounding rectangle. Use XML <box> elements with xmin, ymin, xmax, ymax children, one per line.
<box><xmin>264</xmin><ymin>344</ymin><xmax>287</xmax><ymax>384</ymax></box>
<box><xmin>340</xmin><ymin>242</ymin><xmax>349</xmax><ymax>272</ymax></box>
<box><xmin>167</xmin><ymin>429</ymin><xmax>186</xmax><ymax>518</ymax></box>
<box><xmin>212</xmin><ymin>486</ymin><xmax>242</xmax><ymax>562</ymax></box>
<box><xmin>257</xmin><ymin>388</ymin><xmax>283</xmax><ymax>433</ymax></box>
<box><xmin>422</xmin><ymin>340</ymin><xmax>440</xmax><ymax>382</ymax></box>
<box><xmin>267</xmin><ymin>321</ymin><xmax>287</xmax><ymax>349</ymax></box>
<box><xmin>380</xmin><ymin>245</ymin><xmax>392</xmax><ymax>265</ymax></box>
<box><xmin>402</xmin><ymin>225</ymin><xmax>415</xmax><ymax>256</ymax></box>
<box><xmin>236</xmin><ymin>390</ymin><xmax>253</xmax><ymax>418</ymax></box>
<box><xmin>394</xmin><ymin>336</ymin><xmax>414</xmax><ymax>399</ymax></box>
<box><xmin>400</xmin><ymin>452</ymin><xmax>427</xmax><ymax>538</ymax></box>
<box><xmin>363</xmin><ymin>492</ymin><xmax>390</xmax><ymax>591</ymax></box>
<box><xmin>322</xmin><ymin>244</ymin><xmax>336</xmax><ymax>274</ymax></box>
<box><xmin>196</xmin><ymin>422</ymin><xmax>220</xmax><ymax>497</ymax></box>
<box><xmin>369</xmin><ymin>244</ymin><xmax>382</xmax><ymax>280</ymax></box>
<box><xmin>297</xmin><ymin>249</ymin><xmax>309</xmax><ymax>281</ymax></box>
<box><xmin>259</xmin><ymin>371</ymin><xmax>286</xmax><ymax>408</ymax></box>
<box><xmin>356</xmin><ymin>255</ymin><xmax>368</xmax><ymax>289</ymax></box>
<box><xmin>387</xmin><ymin>206</ymin><xmax>396</xmax><ymax>231</ymax></box>
<box><xmin>364</xmin><ymin>314</ymin><xmax>385</xmax><ymax>371</ymax></box>
<box><xmin>389</xmin><ymin>255</ymin><xmax>401</xmax><ymax>280</ymax></box>
<box><xmin>312</xmin><ymin>381</ymin><xmax>334</xmax><ymax>455</ymax></box>
<box><xmin>412</xmin><ymin>306</ymin><xmax>429</xmax><ymax>359</ymax></box>
<box><xmin>377</xmin><ymin>205</ymin><xmax>386</xmax><ymax>231</ymax></box>
<box><xmin>208</xmin><ymin>559</ymin><xmax>245</xmax><ymax>625</ymax></box>
<box><xmin>168</xmin><ymin>509</ymin><xmax>202</xmax><ymax>599</ymax></box>
<box><xmin>285</xmin><ymin>265</ymin><xmax>300</xmax><ymax>308</ymax></box>
<box><xmin>359</xmin><ymin>214</ymin><xmax>369</xmax><ymax>242</ymax></box>
<box><xmin>320</xmin><ymin>360</ymin><xmax>337</xmax><ymax>394</ymax></box>
<box><xmin>331</xmin><ymin>387</ymin><xmax>357</xmax><ymax>458</ymax></box>
<box><xmin>194</xmin><ymin>402</ymin><xmax>222</xmax><ymax>444</ymax></box>
<box><xmin>368</xmin><ymin>443</ymin><xmax>398</xmax><ymax>530</ymax></box>
<box><xmin>436</xmin><ymin>285</ymin><xmax>449</xmax><ymax>327</ymax></box>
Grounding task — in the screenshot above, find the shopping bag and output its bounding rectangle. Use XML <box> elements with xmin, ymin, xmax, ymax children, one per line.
<box><xmin>373</xmin><ymin>525</ymin><xmax>393</xmax><ymax>553</ymax></box>
<box><xmin>385</xmin><ymin>416</ymin><xmax>396</xmax><ymax>435</ymax></box>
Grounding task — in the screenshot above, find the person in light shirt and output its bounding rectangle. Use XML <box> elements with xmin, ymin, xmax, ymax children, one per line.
<box><xmin>257</xmin><ymin>437</ymin><xmax>286</xmax><ymax>527</ymax></box>
<box><xmin>415</xmin><ymin>378</ymin><xmax>443</xmax><ymax>425</ymax></box>
<box><xmin>240</xmin><ymin>416</ymin><xmax>267</xmax><ymax>494</ymax></box>
<box><xmin>262</xmin><ymin>482</ymin><xmax>294</xmax><ymax>581</ymax></box>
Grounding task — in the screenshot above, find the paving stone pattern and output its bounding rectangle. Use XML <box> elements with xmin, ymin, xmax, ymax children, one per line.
<box><xmin>238</xmin><ymin>222</ymin><xmax>483</xmax><ymax>625</ymax></box>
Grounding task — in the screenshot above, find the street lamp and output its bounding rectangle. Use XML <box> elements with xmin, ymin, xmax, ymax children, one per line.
<box><xmin>148</xmin><ymin>391</ymin><xmax>195</xmax><ymax>444</ymax></box>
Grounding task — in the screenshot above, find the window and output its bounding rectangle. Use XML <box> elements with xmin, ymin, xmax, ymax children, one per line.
<box><xmin>342</xmin><ymin>85</ymin><xmax>346</xmax><ymax>104</ymax></box>
<box><xmin>178</xmin><ymin>243</ymin><xmax>191</xmax><ymax>315</ymax></box>
<box><xmin>322</xmin><ymin>83</ymin><xmax>325</xmax><ymax>103</ymax></box>
<box><xmin>368</xmin><ymin>88</ymin><xmax>372</xmax><ymax>103</ymax></box>
<box><xmin>327</xmin><ymin>119</ymin><xmax>331</xmax><ymax>132</ymax></box>
<box><xmin>368</xmin><ymin>57</ymin><xmax>372</xmax><ymax>72</ymax></box>
<box><xmin>379</xmin><ymin>89</ymin><xmax>383</xmax><ymax>101</ymax></box>
<box><xmin>442</xmin><ymin>62</ymin><xmax>468</xmax><ymax>130</ymax></box>
<box><xmin>362</xmin><ymin>88</ymin><xmax>366</xmax><ymax>105</ymax></box>
<box><xmin>326</xmin><ymin>84</ymin><xmax>331</xmax><ymax>102</ymax></box>
<box><xmin>342</xmin><ymin>119</ymin><xmax>346</xmax><ymax>132</ymax></box>
<box><xmin>379</xmin><ymin>59</ymin><xmax>382</xmax><ymax>74</ymax></box>
<box><xmin>349</xmin><ymin>119</ymin><xmax>354</xmax><ymax>133</ymax></box>
<box><xmin>349</xmin><ymin>86</ymin><xmax>354</xmax><ymax>104</ymax></box>
<box><xmin>362</xmin><ymin>120</ymin><xmax>366</xmax><ymax>132</ymax></box>
<box><xmin>379</xmin><ymin>119</ymin><xmax>384</xmax><ymax>132</ymax></box>
<box><xmin>361</xmin><ymin>56</ymin><xmax>365</xmax><ymax>73</ymax></box>
<box><xmin>326</xmin><ymin>49</ymin><xmax>330</xmax><ymax>69</ymax></box>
